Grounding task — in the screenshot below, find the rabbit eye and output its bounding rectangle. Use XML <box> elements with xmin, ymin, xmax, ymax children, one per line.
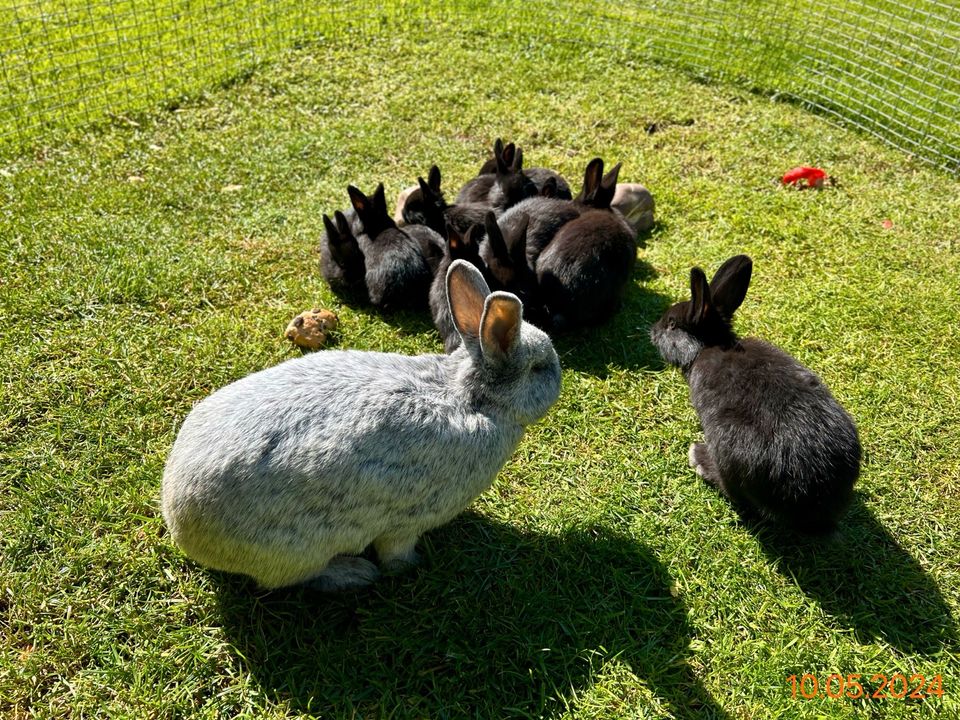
<box><xmin>667</xmin><ymin>319</ymin><xmax>677</xmax><ymax>330</ymax></box>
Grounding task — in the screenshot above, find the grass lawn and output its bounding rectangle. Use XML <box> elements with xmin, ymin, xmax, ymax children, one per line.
<box><xmin>2</xmin><ymin>1</ymin><xmax>958</xmax><ymax>171</ymax></box>
<box><xmin>2</xmin><ymin>18</ymin><xmax>960</xmax><ymax>720</ymax></box>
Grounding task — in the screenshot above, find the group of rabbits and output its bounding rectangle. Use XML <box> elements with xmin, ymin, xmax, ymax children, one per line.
<box><xmin>319</xmin><ymin>139</ymin><xmax>643</xmax><ymax>350</ymax></box>
<box><xmin>161</xmin><ymin>140</ymin><xmax>861</xmax><ymax>592</ymax></box>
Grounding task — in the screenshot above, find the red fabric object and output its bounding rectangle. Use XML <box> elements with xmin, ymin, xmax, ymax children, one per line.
<box><xmin>781</xmin><ymin>166</ymin><xmax>828</xmax><ymax>188</ymax></box>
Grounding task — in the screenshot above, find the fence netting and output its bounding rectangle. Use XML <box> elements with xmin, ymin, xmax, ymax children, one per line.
<box><xmin>1</xmin><ymin>0</ymin><xmax>957</xmax><ymax>173</ymax></box>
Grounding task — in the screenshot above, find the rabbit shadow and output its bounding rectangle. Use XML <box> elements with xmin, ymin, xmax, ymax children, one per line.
<box><xmin>742</xmin><ymin>494</ymin><xmax>957</xmax><ymax>656</ymax></box>
<box><xmin>213</xmin><ymin>513</ymin><xmax>730</xmax><ymax>718</ymax></box>
<box><xmin>550</xmin><ymin>257</ymin><xmax>673</xmax><ymax>377</ymax></box>
<box><xmin>350</xmin><ymin>302</ymin><xmax>437</xmax><ymax>338</ymax></box>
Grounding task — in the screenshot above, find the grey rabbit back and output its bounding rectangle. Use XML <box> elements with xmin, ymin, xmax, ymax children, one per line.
<box><xmin>649</xmin><ymin>255</ymin><xmax>860</xmax><ymax>534</ymax></box>
<box><xmin>162</xmin><ymin>260</ymin><xmax>561</xmax><ymax>589</ymax></box>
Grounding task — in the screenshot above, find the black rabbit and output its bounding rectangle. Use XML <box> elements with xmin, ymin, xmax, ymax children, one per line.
<box><xmin>401</xmin><ymin>165</ymin><xmax>491</xmax><ymax>239</ymax></box>
<box><xmin>534</xmin><ymin>158</ymin><xmax>637</xmax><ymax>330</ymax></box>
<box><xmin>497</xmin><ymin>182</ymin><xmax>582</xmax><ymax>271</ymax></box>
<box><xmin>348</xmin><ymin>183</ymin><xmax>433</xmax><ymax>311</ymax></box>
<box><xmin>460</xmin><ymin>138</ymin><xmax>573</xmax><ymax>204</ymax></box>
<box><xmin>320</xmin><ymin>210</ymin><xmax>369</xmax><ymax>304</ymax></box>
<box><xmin>649</xmin><ymin>255</ymin><xmax>861</xmax><ymax>535</ymax></box>
<box><xmin>479</xmin><ymin>211</ymin><xmax>546</xmax><ymax>328</ymax></box>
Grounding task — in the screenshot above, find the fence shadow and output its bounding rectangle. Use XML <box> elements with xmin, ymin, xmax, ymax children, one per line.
<box><xmin>213</xmin><ymin>513</ymin><xmax>729</xmax><ymax>718</ymax></box>
<box><xmin>745</xmin><ymin>494</ymin><xmax>957</xmax><ymax>656</ymax></box>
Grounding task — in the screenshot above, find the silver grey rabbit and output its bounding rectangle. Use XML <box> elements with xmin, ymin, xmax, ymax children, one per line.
<box><xmin>649</xmin><ymin>254</ymin><xmax>860</xmax><ymax>535</ymax></box>
<box><xmin>161</xmin><ymin>260</ymin><xmax>561</xmax><ymax>590</ymax></box>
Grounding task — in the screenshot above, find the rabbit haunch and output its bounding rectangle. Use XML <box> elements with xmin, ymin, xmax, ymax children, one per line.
<box><xmin>161</xmin><ymin>261</ymin><xmax>561</xmax><ymax>590</ymax></box>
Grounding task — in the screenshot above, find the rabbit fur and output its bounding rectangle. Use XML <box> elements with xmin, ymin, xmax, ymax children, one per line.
<box><xmin>402</xmin><ymin>165</ymin><xmax>491</xmax><ymax>238</ymax></box>
<box><xmin>429</xmin><ymin>223</ymin><xmax>491</xmax><ymax>353</ymax></box>
<box><xmin>649</xmin><ymin>254</ymin><xmax>861</xmax><ymax>535</ymax></box>
<box><xmin>162</xmin><ymin>260</ymin><xmax>562</xmax><ymax>590</ymax></box>
<box><xmin>478</xmin><ymin>211</ymin><xmax>546</xmax><ymax>328</ymax></box>
<box><xmin>320</xmin><ymin>209</ymin><xmax>369</xmax><ymax>304</ymax></box>
<box><xmin>460</xmin><ymin>138</ymin><xmax>573</xmax><ymax>204</ymax></box>
<box><xmin>348</xmin><ymin>183</ymin><xmax>433</xmax><ymax>310</ymax></box>
<box><xmin>534</xmin><ymin>158</ymin><xmax>637</xmax><ymax>330</ymax></box>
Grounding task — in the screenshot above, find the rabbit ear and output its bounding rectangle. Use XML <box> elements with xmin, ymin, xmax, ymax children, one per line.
<box><xmin>347</xmin><ymin>185</ymin><xmax>369</xmax><ymax>216</ymax></box>
<box><xmin>484</xmin><ymin>211</ymin><xmax>510</xmax><ymax>262</ymax></box>
<box><xmin>495</xmin><ymin>142</ymin><xmax>517</xmax><ymax>175</ymax></box>
<box><xmin>428</xmin><ymin>165</ymin><xmax>442</xmax><ymax>193</ymax></box>
<box><xmin>327</xmin><ymin>214</ymin><xmax>361</xmax><ymax>267</ymax></box>
<box><xmin>508</xmin><ymin>213</ymin><xmax>530</xmax><ymax>266</ymax></box>
<box><xmin>480</xmin><ymin>292</ymin><xmax>523</xmax><ymax>360</ymax></box>
<box><xmin>710</xmin><ymin>255</ymin><xmax>752</xmax><ymax>319</ymax></box>
<box><xmin>540</xmin><ymin>176</ymin><xmax>558</xmax><ymax>198</ymax></box>
<box><xmin>689</xmin><ymin>267</ymin><xmax>712</xmax><ymax>324</ymax></box>
<box><xmin>493</xmin><ymin>138</ymin><xmax>504</xmax><ymax>159</ymax></box>
<box><xmin>463</xmin><ymin>223</ymin><xmax>484</xmax><ymax>254</ymax></box>
<box><xmin>373</xmin><ymin>183</ymin><xmax>389</xmax><ymax>215</ymax></box>
<box><xmin>333</xmin><ymin>210</ymin><xmax>351</xmax><ymax>236</ymax></box>
<box><xmin>594</xmin><ymin>162</ymin><xmax>621</xmax><ymax>208</ymax></box>
<box><xmin>417</xmin><ymin>176</ymin><xmax>433</xmax><ymax>200</ymax></box>
<box><xmin>447</xmin><ymin>259</ymin><xmax>491</xmax><ymax>347</ymax></box>
<box><xmin>322</xmin><ymin>213</ymin><xmax>338</xmax><ymax>240</ymax></box>
<box><xmin>580</xmin><ymin>158</ymin><xmax>604</xmax><ymax>202</ymax></box>
<box><xmin>445</xmin><ymin>221</ymin><xmax>467</xmax><ymax>259</ymax></box>
<box><xmin>445</xmin><ymin>219</ymin><xmax>461</xmax><ymax>244</ymax></box>
<box><xmin>511</xmin><ymin>147</ymin><xmax>524</xmax><ymax>172</ymax></box>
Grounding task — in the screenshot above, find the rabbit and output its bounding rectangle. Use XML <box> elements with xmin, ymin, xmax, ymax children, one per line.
<box><xmin>161</xmin><ymin>260</ymin><xmax>561</xmax><ymax>590</ymax></box>
<box><xmin>402</xmin><ymin>219</ymin><xmax>446</xmax><ymax>277</ymax></box>
<box><xmin>401</xmin><ymin>165</ymin><xmax>491</xmax><ymax>239</ymax></box>
<box><xmin>456</xmin><ymin>138</ymin><xmax>512</xmax><ymax>205</ymax></box>
<box><xmin>347</xmin><ymin>183</ymin><xmax>433</xmax><ymax>311</ymax></box>
<box><xmin>320</xmin><ymin>210</ymin><xmax>368</xmax><ymax>304</ymax></box>
<box><xmin>430</xmin><ymin>222</ymin><xmax>490</xmax><ymax>352</ymax></box>
<box><xmin>460</xmin><ymin>138</ymin><xmax>573</xmax><ymax>204</ymax></box>
<box><xmin>648</xmin><ymin>254</ymin><xmax>861</xmax><ymax>535</ymax></box>
<box><xmin>478</xmin><ymin>211</ymin><xmax>546</xmax><ymax>328</ymax></box>
<box><xmin>455</xmin><ymin>139</ymin><xmax>548</xmax><ymax>211</ymax></box>
<box><xmin>611</xmin><ymin>182</ymin><xmax>655</xmax><ymax>234</ymax></box>
<box><xmin>497</xmin><ymin>185</ymin><xmax>582</xmax><ymax>271</ymax></box>
<box><xmin>534</xmin><ymin>158</ymin><xmax>637</xmax><ymax>330</ymax></box>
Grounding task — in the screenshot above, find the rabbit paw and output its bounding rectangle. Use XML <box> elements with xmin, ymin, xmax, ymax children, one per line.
<box><xmin>304</xmin><ymin>555</ymin><xmax>381</xmax><ymax>592</ymax></box>
<box><xmin>375</xmin><ymin>533</ymin><xmax>421</xmax><ymax>575</ymax></box>
<box><xmin>381</xmin><ymin>552</ymin><xmax>423</xmax><ymax>576</ymax></box>
<box><xmin>688</xmin><ymin>442</ymin><xmax>720</xmax><ymax>487</ymax></box>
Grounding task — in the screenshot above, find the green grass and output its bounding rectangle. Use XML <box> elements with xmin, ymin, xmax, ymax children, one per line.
<box><xmin>1</xmin><ymin>1</ymin><xmax>958</xmax><ymax>172</ymax></box>
<box><xmin>2</xmin><ymin>21</ymin><xmax>960</xmax><ymax>720</ymax></box>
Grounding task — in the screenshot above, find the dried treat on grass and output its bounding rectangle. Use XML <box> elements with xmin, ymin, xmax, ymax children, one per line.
<box><xmin>285</xmin><ymin>309</ymin><xmax>339</xmax><ymax>350</ymax></box>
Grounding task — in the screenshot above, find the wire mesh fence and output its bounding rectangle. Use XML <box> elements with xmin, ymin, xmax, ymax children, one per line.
<box><xmin>1</xmin><ymin>0</ymin><xmax>958</xmax><ymax>173</ymax></box>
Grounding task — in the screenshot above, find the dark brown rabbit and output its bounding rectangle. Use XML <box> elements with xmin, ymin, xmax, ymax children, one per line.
<box><xmin>429</xmin><ymin>222</ymin><xmax>490</xmax><ymax>352</ymax></box>
<box><xmin>402</xmin><ymin>165</ymin><xmax>491</xmax><ymax>239</ymax></box>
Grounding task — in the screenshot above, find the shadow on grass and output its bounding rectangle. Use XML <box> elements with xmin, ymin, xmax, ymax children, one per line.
<box><xmin>745</xmin><ymin>495</ymin><xmax>957</xmax><ymax>657</ymax></box>
<box><xmin>213</xmin><ymin>513</ymin><xmax>730</xmax><ymax>718</ymax></box>
<box><xmin>551</xmin><ymin>258</ymin><xmax>672</xmax><ymax>376</ymax></box>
